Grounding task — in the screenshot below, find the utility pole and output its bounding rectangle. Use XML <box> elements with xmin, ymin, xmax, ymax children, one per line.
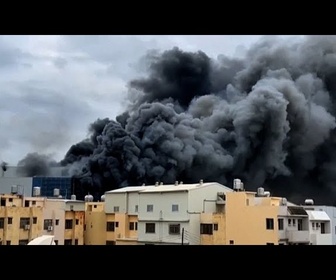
<box><xmin>181</xmin><ymin>228</ymin><xmax>184</xmax><ymax>245</ymax></box>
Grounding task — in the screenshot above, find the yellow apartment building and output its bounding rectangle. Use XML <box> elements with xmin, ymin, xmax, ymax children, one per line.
<box><xmin>43</xmin><ymin>196</ymin><xmax>85</xmax><ymax>245</ymax></box>
<box><xmin>84</xmin><ymin>198</ymin><xmax>106</xmax><ymax>245</ymax></box>
<box><xmin>200</xmin><ymin>179</ymin><xmax>283</xmax><ymax>245</ymax></box>
<box><xmin>104</xmin><ymin>187</ymin><xmax>145</xmax><ymax>245</ymax></box>
<box><xmin>0</xmin><ymin>191</ymin><xmax>44</xmax><ymax>245</ymax></box>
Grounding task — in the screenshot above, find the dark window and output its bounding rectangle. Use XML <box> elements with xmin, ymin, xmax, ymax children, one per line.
<box><xmin>44</xmin><ymin>219</ymin><xmax>53</xmax><ymax>230</ymax></box>
<box><xmin>6</xmin><ymin>241</ymin><xmax>11</xmax><ymax>245</ymax></box>
<box><xmin>214</xmin><ymin>224</ymin><xmax>219</xmax><ymax>231</ymax></box>
<box><xmin>32</xmin><ymin>201</ymin><xmax>36</xmax><ymax>205</ymax></box>
<box><xmin>65</xmin><ymin>219</ymin><xmax>73</xmax><ymax>229</ymax></box>
<box><xmin>147</xmin><ymin>204</ymin><xmax>153</xmax><ymax>212</ymax></box>
<box><xmin>54</xmin><ymin>240</ymin><xmax>58</xmax><ymax>245</ymax></box>
<box><xmin>145</xmin><ymin>223</ymin><xmax>155</xmax><ymax>233</ymax></box>
<box><xmin>169</xmin><ymin>224</ymin><xmax>180</xmax><ymax>235</ymax></box>
<box><xmin>55</xmin><ymin>219</ymin><xmax>59</xmax><ymax>226</ymax></box>
<box><xmin>106</xmin><ymin>241</ymin><xmax>116</xmax><ymax>245</ymax></box>
<box><xmin>20</xmin><ymin>218</ymin><xmax>30</xmax><ymax>229</ymax></box>
<box><xmin>24</xmin><ymin>201</ymin><xmax>29</xmax><ymax>207</ymax></box>
<box><xmin>9</xmin><ymin>198</ymin><xmax>13</xmax><ymax>202</ymax></box>
<box><xmin>200</xmin><ymin>224</ymin><xmax>213</xmax><ymax>235</ymax></box>
<box><xmin>7</xmin><ymin>217</ymin><xmax>12</xmax><ymax>225</ymax></box>
<box><xmin>1</xmin><ymin>198</ymin><xmax>6</xmax><ymax>206</ymax></box>
<box><xmin>106</xmin><ymin>222</ymin><xmax>115</xmax><ymax>232</ymax></box>
<box><xmin>278</xmin><ymin>218</ymin><xmax>284</xmax><ymax>230</ymax></box>
<box><xmin>114</xmin><ymin>206</ymin><xmax>119</xmax><ymax>212</ymax></box>
<box><xmin>76</xmin><ymin>219</ymin><xmax>79</xmax><ymax>225</ymax></box>
<box><xmin>33</xmin><ymin>217</ymin><xmax>37</xmax><ymax>224</ymax></box>
<box><xmin>266</xmin><ymin>218</ymin><xmax>274</xmax><ymax>230</ymax></box>
<box><xmin>0</xmin><ymin>218</ymin><xmax>4</xmax><ymax>229</ymax></box>
<box><xmin>64</xmin><ymin>239</ymin><xmax>72</xmax><ymax>245</ymax></box>
<box><xmin>288</xmin><ymin>219</ymin><xmax>291</xmax><ymax>226</ymax></box>
<box><xmin>115</xmin><ymin>222</ymin><xmax>119</xmax><ymax>228</ymax></box>
<box><xmin>293</xmin><ymin>219</ymin><xmax>296</xmax><ymax>226</ymax></box>
<box><xmin>75</xmin><ymin>239</ymin><xmax>79</xmax><ymax>245</ymax></box>
<box><xmin>229</xmin><ymin>240</ymin><xmax>234</xmax><ymax>245</ymax></box>
<box><xmin>19</xmin><ymin>239</ymin><xmax>29</xmax><ymax>245</ymax></box>
<box><xmin>172</xmin><ymin>204</ymin><xmax>179</xmax><ymax>212</ymax></box>
<box><xmin>94</xmin><ymin>205</ymin><xmax>97</xmax><ymax>208</ymax></box>
<box><xmin>129</xmin><ymin>222</ymin><xmax>138</xmax><ymax>231</ymax></box>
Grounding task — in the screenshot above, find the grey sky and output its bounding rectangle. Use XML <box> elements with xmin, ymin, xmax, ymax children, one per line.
<box><xmin>0</xmin><ymin>35</ymin><xmax>302</xmax><ymax>165</ymax></box>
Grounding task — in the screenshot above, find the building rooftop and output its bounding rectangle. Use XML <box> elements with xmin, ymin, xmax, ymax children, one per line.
<box><xmin>139</xmin><ymin>182</ymin><xmax>232</xmax><ymax>193</ymax></box>
<box><xmin>306</xmin><ymin>210</ymin><xmax>330</xmax><ymax>221</ymax></box>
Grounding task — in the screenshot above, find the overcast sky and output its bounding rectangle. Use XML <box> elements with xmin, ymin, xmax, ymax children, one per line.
<box><xmin>0</xmin><ymin>35</ymin><xmax>303</xmax><ymax>165</ymax></box>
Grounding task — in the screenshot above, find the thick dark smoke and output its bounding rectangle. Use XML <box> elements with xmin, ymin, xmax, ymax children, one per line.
<box><xmin>16</xmin><ymin>152</ymin><xmax>59</xmax><ymax>177</ymax></box>
<box><xmin>1</xmin><ymin>161</ymin><xmax>7</xmax><ymax>172</ymax></box>
<box><xmin>58</xmin><ymin>36</ymin><xmax>336</xmax><ymax>204</ymax></box>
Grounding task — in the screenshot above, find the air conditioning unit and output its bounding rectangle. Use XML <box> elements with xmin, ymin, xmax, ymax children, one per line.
<box><xmin>47</xmin><ymin>226</ymin><xmax>53</xmax><ymax>231</ymax></box>
<box><xmin>24</xmin><ymin>224</ymin><xmax>30</xmax><ymax>230</ymax></box>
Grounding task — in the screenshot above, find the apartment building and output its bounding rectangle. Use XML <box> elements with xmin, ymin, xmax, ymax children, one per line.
<box><xmin>84</xmin><ymin>195</ymin><xmax>106</xmax><ymax>245</ymax></box>
<box><xmin>104</xmin><ymin>186</ymin><xmax>147</xmax><ymax>245</ymax></box>
<box><xmin>0</xmin><ymin>186</ymin><xmax>44</xmax><ymax>245</ymax></box>
<box><xmin>136</xmin><ymin>180</ymin><xmax>233</xmax><ymax>245</ymax></box>
<box><xmin>200</xmin><ymin>180</ymin><xmax>332</xmax><ymax>245</ymax></box>
<box><xmin>41</xmin><ymin>189</ymin><xmax>85</xmax><ymax>245</ymax></box>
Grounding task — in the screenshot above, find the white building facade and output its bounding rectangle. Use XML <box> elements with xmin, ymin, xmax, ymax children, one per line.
<box><xmin>136</xmin><ymin>181</ymin><xmax>233</xmax><ymax>245</ymax></box>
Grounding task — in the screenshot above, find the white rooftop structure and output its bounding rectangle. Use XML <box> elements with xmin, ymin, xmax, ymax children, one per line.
<box><xmin>28</xmin><ymin>235</ymin><xmax>56</xmax><ymax>245</ymax></box>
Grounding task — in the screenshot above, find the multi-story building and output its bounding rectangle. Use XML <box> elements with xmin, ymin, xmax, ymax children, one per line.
<box><xmin>32</xmin><ymin>177</ymin><xmax>73</xmax><ymax>198</ymax></box>
<box><xmin>0</xmin><ymin>186</ymin><xmax>44</xmax><ymax>245</ymax></box>
<box><xmin>200</xmin><ymin>180</ymin><xmax>332</xmax><ymax>245</ymax></box>
<box><xmin>136</xmin><ymin>180</ymin><xmax>233</xmax><ymax>245</ymax></box>
<box><xmin>84</xmin><ymin>196</ymin><xmax>106</xmax><ymax>245</ymax></box>
<box><xmin>0</xmin><ymin>186</ymin><xmax>85</xmax><ymax>245</ymax></box>
<box><xmin>104</xmin><ymin>186</ymin><xmax>147</xmax><ymax>245</ymax></box>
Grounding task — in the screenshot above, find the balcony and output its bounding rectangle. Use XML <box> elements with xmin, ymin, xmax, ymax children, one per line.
<box><xmin>286</xmin><ymin>230</ymin><xmax>310</xmax><ymax>244</ymax></box>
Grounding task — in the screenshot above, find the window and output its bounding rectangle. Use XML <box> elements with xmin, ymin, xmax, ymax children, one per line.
<box><xmin>145</xmin><ymin>223</ymin><xmax>155</xmax><ymax>233</ymax></box>
<box><xmin>278</xmin><ymin>218</ymin><xmax>284</xmax><ymax>230</ymax></box>
<box><xmin>54</xmin><ymin>240</ymin><xmax>58</xmax><ymax>245</ymax></box>
<box><xmin>135</xmin><ymin>205</ymin><xmax>138</xmax><ymax>212</ymax></box>
<box><xmin>6</xmin><ymin>241</ymin><xmax>11</xmax><ymax>245</ymax></box>
<box><xmin>229</xmin><ymin>240</ymin><xmax>234</xmax><ymax>245</ymax></box>
<box><xmin>20</xmin><ymin>218</ymin><xmax>30</xmax><ymax>229</ymax></box>
<box><xmin>214</xmin><ymin>223</ymin><xmax>219</xmax><ymax>231</ymax></box>
<box><xmin>0</xmin><ymin>198</ymin><xmax>5</xmax><ymax>206</ymax></box>
<box><xmin>169</xmin><ymin>224</ymin><xmax>180</xmax><ymax>235</ymax></box>
<box><xmin>114</xmin><ymin>206</ymin><xmax>119</xmax><ymax>212</ymax></box>
<box><xmin>288</xmin><ymin>219</ymin><xmax>291</xmax><ymax>226</ymax></box>
<box><xmin>76</xmin><ymin>219</ymin><xmax>79</xmax><ymax>225</ymax></box>
<box><xmin>64</xmin><ymin>239</ymin><xmax>72</xmax><ymax>245</ymax></box>
<box><xmin>24</xmin><ymin>201</ymin><xmax>29</xmax><ymax>207</ymax></box>
<box><xmin>115</xmin><ymin>222</ymin><xmax>119</xmax><ymax>228</ymax></box>
<box><xmin>293</xmin><ymin>219</ymin><xmax>296</xmax><ymax>226</ymax></box>
<box><xmin>94</xmin><ymin>205</ymin><xmax>97</xmax><ymax>208</ymax></box>
<box><xmin>129</xmin><ymin>222</ymin><xmax>138</xmax><ymax>231</ymax></box>
<box><xmin>106</xmin><ymin>222</ymin><xmax>115</xmax><ymax>232</ymax></box>
<box><xmin>19</xmin><ymin>239</ymin><xmax>29</xmax><ymax>245</ymax></box>
<box><xmin>55</xmin><ymin>219</ymin><xmax>59</xmax><ymax>226</ymax></box>
<box><xmin>200</xmin><ymin>224</ymin><xmax>213</xmax><ymax>235</ymax></box>
<box><xmin>172</xmin><ymin>204</ymin><xmax>179</xmax><ymax>212</ymax></box>
<box><xmin>266</xmin><ymin>218</ymin><xmax>274</xmax><ymax>230</ymax></box>
<box><xmin>32</xmin><ymin>201</ymin><xmax>36</xmax><ymax>205</ymax></box>
<box><xmin>7</xmin><ymin>217</ymin><xmax>12</xmax><ymax>225</ymax></box>
<box><xmin>44</xmin><ymin>219</ymin><xmax>53</xmax><ymax>230</ymax></box>
<box><xmin>106</xmin><ymin>241</ymin><xmax>116</xmax><ymax>245</ymax></box>
<box><xmin>65</xmin><ymin>219</ymin><xmax>73</xmax><ymax>229</ymax></box>
<box><xmin>147</xmin><ymin>204</ymin><xmax>153</xmax><ymax>212</ymax></box>
<box><xmin>9</xmin><ymin>198</ymin><xmax>13</xmax><ymax>202</ymax></box>
<box><xmin>0</xmin><ymin>218</ymin><xmax>4</xmax><ymax>229</ymax></box>
<box><xmin>75</xmin><ymin>239</ymin><xmax>79</xmax><ymax>245</ymax></box>
<box><xmin>33</xmin><ymin>217</ymin><xmax>37</xmax><ymax>224</ymax></box>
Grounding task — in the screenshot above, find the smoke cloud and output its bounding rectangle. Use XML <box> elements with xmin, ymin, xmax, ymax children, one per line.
<box><xmin>18</xmin><ymin>35</ymin><xmax>336</xmax><ymax>205</ymax></box>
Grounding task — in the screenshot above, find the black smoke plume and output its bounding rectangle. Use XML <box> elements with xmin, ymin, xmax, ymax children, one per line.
<box><xmin>16</xmin><ymin>152</ymin><xmax>59</xmax><ymax>177</ymax></box>
<box><xmin>62</xmin><ymin>36</ymin><xmax>336</xmax><ymax>204</ymax></box>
